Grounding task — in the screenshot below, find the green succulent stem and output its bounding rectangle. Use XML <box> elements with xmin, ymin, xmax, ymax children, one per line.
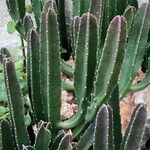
<box><xmin>4</xmin><ymin>58</ymin><xmax>30</xmax><ymax>149</ymax></box>
<box><xmin>20</xmin><ymin>37</ymin><xmax>26</xmax><ymax>73</ymax></box>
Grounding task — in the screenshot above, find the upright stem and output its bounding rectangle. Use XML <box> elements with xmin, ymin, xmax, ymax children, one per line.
<box><xmin>20</xmin><ymin>37</ymin><xmax>26</xmax><ymax>73</ymax></box>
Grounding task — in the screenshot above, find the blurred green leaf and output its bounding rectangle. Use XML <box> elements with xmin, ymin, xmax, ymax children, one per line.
<box><xmin>26</xmin><ymin>4</ymin><xmax>33</xmax><ymax>14</ymax></box>
<box><xmin>13</xmin><ymin>45</ymin><xmax>23</xmax><ymax>52</ymax></box>
<box><xmin>24</xmin><ymin>113</ymin><xmax>32</xmax><ymax>126</ymax></box>
<box><xmin>0</xmin><ymin>106</ymin><xmax>8</xmax><ymax>117</ymax></box>
<box><xmin>7</xmin><ymin>20</ymin><xmax>16</xmax><ymax>34</ymax></box>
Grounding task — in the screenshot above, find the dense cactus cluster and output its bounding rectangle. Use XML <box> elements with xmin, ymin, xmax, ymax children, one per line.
<box><xmin>0</xmin><ymin>0</ymin><xmax>150</xmax><ymax>149</ymax></box>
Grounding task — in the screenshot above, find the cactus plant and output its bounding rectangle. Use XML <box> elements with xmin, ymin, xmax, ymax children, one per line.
<box><xmin>1</xmin><ymin>60</ymin><xmax>147</xmax><ymax>149</ymax></box>
<box><xmin>5</xmin><ymin>0</ymin><xmax>139</xmax><ymax>58</ymax></box>
<box><xmin>2</xmin><ymin>0</ymin><xmax>150</xmax><ymax>149</ymax></box>
<box><xmin>0</xmin><ymin>119</ymin><xmax>15</xmax><ymax>149</ymax></box>
<box><xmin>120</xmin><ymin>104</ymin><xmax>147</xmax><ymax>150</ymax></box>
<box><xmin>23</xmin><ymin>15</ymin><xmax>34</xmax><ymax>38</ymax></box>
<box><xmin>123</xmin><ymin>5</ymin><xmax>136</xmax><ymax>33</ymax></box>
<box><xmin>119</xmin><ymin>2</ymin><xmax>150</xmax><ymax>98</ymax></box>
<box><xmin>34</xmin><ymin>121</ymin><xmax>51</xmax><ymax>150</ymax></box>
<box><xmin>76</xmin><ymin>85</ymin><xmax>147</xmax><ymax>150</ymax></box>
<box><xmin>27</xmin><ymin>8</ymin><xmax>61</xmax><ymax>132</ymax></box>
<box><xmin>27</xmin><ymin>29</ymin><xmax>44</xmax><ymax>122</ymax></box>
<box><xmin>6</xmin><ymin>0</ymin><xmax>25</xmax><ymax>22</ymax></box>
<box><xmin>93</xmin><ymin>103</ymin><xmax>146</xmax><ymax>150</ymax></box>
<box><xmin>2</xmin><ymin>58</ymin><xmax>72</xmax><ymax>149</ymax></box>
<box><xmin>3</xmin><ymin>58</ymin><xmax>30</xmax><ymax>149</ymax></box>
<box><xmin>5</xmin><ymin>0</ymin><xmax>150</xmax><ymax>132</ymax></box>
<box><xmin>85</xmin><ymin>15</ymin><xmax>127</xmax><ymax>122</ymax></box>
